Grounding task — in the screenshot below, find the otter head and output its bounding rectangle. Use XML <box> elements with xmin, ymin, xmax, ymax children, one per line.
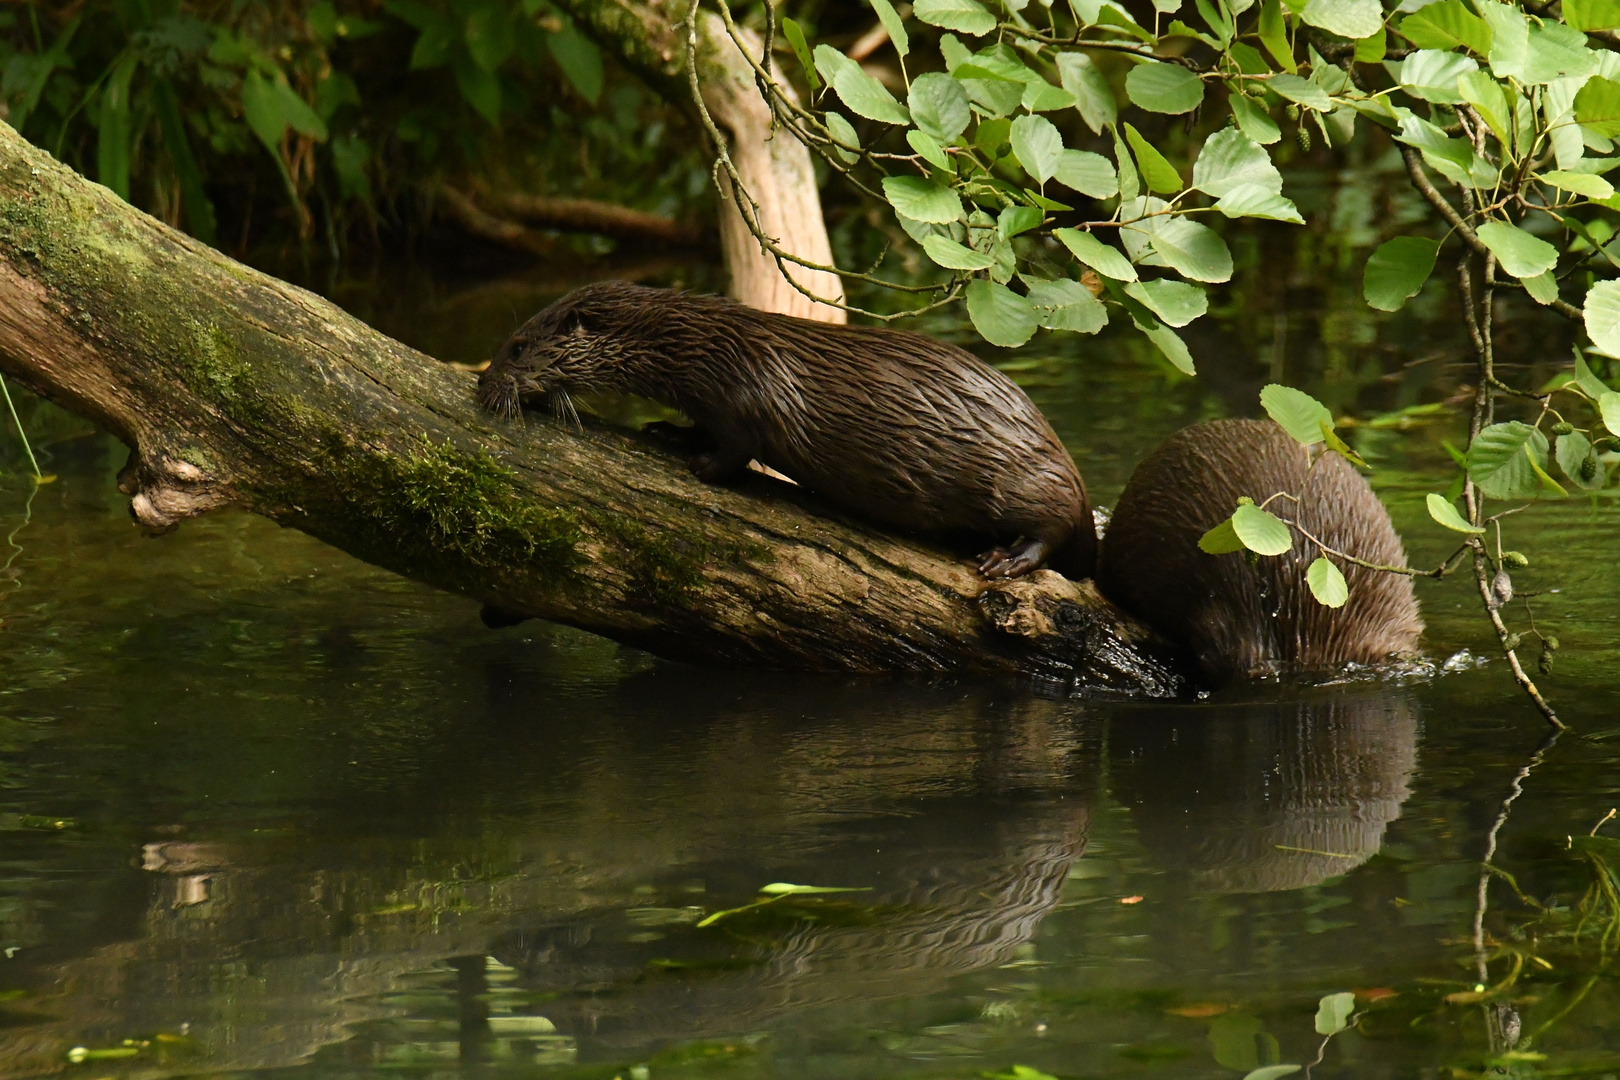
<box><xmin>478</xmin><ymin>281</ymin><xmax>656</xmax><ymax>420</ymax></box>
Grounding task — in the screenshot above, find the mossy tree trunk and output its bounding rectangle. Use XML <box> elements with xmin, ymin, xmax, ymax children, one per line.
<box><xmin>0</xmin><ymin>122</ymin><xmax>1183</xmax><ymax>691</ymax></box>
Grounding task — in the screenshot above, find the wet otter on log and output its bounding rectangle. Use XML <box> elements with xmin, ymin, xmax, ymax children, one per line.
<box><xmin>479</xmin><ymin>280</ymin><xmax>1096</xmax><ymax>579</ymax></box>
<box><xmin>1095</xmin><ymin>419</ymin><xmax>1423</xmax><ymax>685</ymax></box>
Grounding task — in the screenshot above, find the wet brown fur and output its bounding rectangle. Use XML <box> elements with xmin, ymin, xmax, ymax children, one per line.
<box><xmin>479</xmin><ymin>281</ymin><xmax>1096</xmax><ymax>579</ymax></box>
<box><xmin>1096</xmin><ymin>419</ymin><xmax>1423</xmax><ymax>684</ymax></box>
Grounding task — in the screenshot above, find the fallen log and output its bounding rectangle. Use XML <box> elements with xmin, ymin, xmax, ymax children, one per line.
<box><xmin>0</xmin><ymin>122</ymin><xmax>1185</xmax><ymax>693</ymax></box>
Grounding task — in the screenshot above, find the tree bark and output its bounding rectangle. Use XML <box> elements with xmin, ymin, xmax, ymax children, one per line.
<box><xmin>0</xmin><ymin>122</ymin><xmax>1184</xmax><ymax>691</ymax></box>
<box><xmin>550</xmin><ymin>0</ymin><xmax>846</xmax><ymax>322</ymax></box>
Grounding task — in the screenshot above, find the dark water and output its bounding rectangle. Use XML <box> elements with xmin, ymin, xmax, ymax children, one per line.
<box><xmin>1</xmin><ymin>248</ymin><xmax>1619</xmax><ymax>1080</ymax></box>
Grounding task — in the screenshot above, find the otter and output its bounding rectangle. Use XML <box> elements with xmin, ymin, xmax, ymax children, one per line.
<box><xmin>479</xmin><ymin>280</ymin><xmax>1096</xmax><ymax>579</ymax></box>
<box><xmin>1096</xmin><ymin>419</ymin><xmax>1423</xmax><ymax>685</ymax></box>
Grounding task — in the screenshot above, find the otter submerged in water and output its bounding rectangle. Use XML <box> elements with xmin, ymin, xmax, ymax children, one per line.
<box><xmin>1096</xmin><ymin>419</ymin><xmax>1423</xmax><ymax>685</ymax></box>
<box><xmin>480</xmin><ymin>281</ymin><xmax>1096</xmax><ymax>579</ymax></box>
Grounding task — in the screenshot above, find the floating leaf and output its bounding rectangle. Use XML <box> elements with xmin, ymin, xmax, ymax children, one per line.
<box><xmin>1232</xmin><ymin>502</ymin><xmax>1293</xmax><ymax>556</ymax></box>
<box><xmin>1363</xmin><ymin>236</ymin><xmax>1439</xmax><ymax>311</ymax></box>
<box><xmin>1010</xmin><ymin>114</ymin><xmax>1064</xmax><ymax>185</ymax></box>
<box><xmin>759</xmin><ymin>882</ymin><xmax>870</xmax><ymax>895</ymax></box>
<box><xmin>921</xmin><ymin>234</ymin><xmax>993</xmax><ymax>270</ymax></box>
<box><xmin>1055</xmin><ymin>228</ymin><xmax>1138</xmax><ymax>281</ymax></box>
<box><xmin>966</xmin><ymin>280</ymin><xmax>1039</xmax><ymax>346</ymax></box>
<box><xmin>1261</xmin><ymin>383</ymin><xmax>1334</xmax><ymax>445</ymax></box>
<box><xmin>1241</xmin><ymin>1068</ymin><xmax>1302</xmax><ymax>1080</ymax></box>
<box><xmin>1307</xmin><ymin>557</ymin><xmax>1349</xmax><ymax>607</ymax></box>
<box><xmin>1056</xmin><ymin>52</ymin><xmax>1117</xmax><ymax>133</ymax></box>
<box><xmin>1315</xmin><ymin>991</ymin><xmax>1357</xmax><ymax>1035</ymax></box>
<box><xmin>908</xmin><ymin>71</ymin><xmax>971</xmax><ymax>142</ymax></box>
<box><xmin>1427</xmin><ymin>492</ymin><xmax>1485</xmax><ymax>533</ymax></box>
<box><xmin>913</xmin><ymin>0</ymin><xmax>998</xmax><ymax>35</ymax></box>
<box><xmin>882</xmin><ymin>176</ymin><xmax>962</xmax><ymax>223</ymax></box>
<box><xmin>1193</xmin><ymin>128</ymin><xmax>1282</xmax><ymax>197</ymax></box>
<box><xmin>1028</xmin><ymin>278</ymin><xmax>1109</xmax><ymax>332</ymax></box>
<box><xmin>1475</xmin><ymin>220</ymin><xmax>1559</xmax><ymax>279</ymax></box>
<box><xmin>1125</xmin><ymin>62</ymin><xmax>1205</xmax><ymax>114</ymax></box>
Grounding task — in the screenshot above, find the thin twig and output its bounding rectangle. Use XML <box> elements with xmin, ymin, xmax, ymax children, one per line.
<box><xmin>0</xmin><ymin>373</ymin><xmax>40</xmax><ymax>479</ymax></box>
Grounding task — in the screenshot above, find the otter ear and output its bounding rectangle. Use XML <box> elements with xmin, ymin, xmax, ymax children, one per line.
<box><xmin>559</xmin><ymin>310</ymin><xmax>587</xmax><ymax>337</ymax></box>
<box><xmin>493</xmin><ymin>335</ymin><xmax>522</xmax><ymax>366</ymax></box>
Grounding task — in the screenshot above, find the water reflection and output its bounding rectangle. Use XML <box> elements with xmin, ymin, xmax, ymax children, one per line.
<box><xmin>0</xmin><ymin>682</ymin><xmax>1430</xmax><ymax>1076</ymax></box>
<box><xmin>1113</xmin><ymin>693</ymin><xmax>1419</xmax><ymax>893</ymax></box>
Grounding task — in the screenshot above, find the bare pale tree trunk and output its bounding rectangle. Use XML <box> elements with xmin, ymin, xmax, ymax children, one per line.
<box><xmin>0</xmin><ymin>122</ymin><xmax>1182</xmax><ymax>691</ymax></box>
<box><xmin>550</xmin><ymin>0</ymin><xmax>844</xmax><ymax>321</ymax></box>
<box><xmin>699</xmin><ymin>12</ymin><xmax>846</xmax><ymax>321</ymax></box>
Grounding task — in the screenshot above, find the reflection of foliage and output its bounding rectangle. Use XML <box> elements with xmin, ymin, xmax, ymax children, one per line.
<box><xmin>0</xmin><ymin>0</ymin><xmax>708</xmax><ymax>252</ymax></box>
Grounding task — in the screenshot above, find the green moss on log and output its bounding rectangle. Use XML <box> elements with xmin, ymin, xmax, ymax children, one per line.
<box><xmin>346</xmin><ymin>437</ymin><xmax>584</xmax><ymax>578</ymax></box>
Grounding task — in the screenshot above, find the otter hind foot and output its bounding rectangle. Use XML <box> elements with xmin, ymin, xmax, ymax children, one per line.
<box><xmin>977</xmin><ymin>539</ymin><xmax>1049</xmax><ymax>579</ymax></box>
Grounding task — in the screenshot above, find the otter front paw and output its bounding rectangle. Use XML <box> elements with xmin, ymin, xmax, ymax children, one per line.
<box><xmin>977</xmin><ymin>539</ymin><xmax>1048</xmax><ymax>579</ymax></box>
